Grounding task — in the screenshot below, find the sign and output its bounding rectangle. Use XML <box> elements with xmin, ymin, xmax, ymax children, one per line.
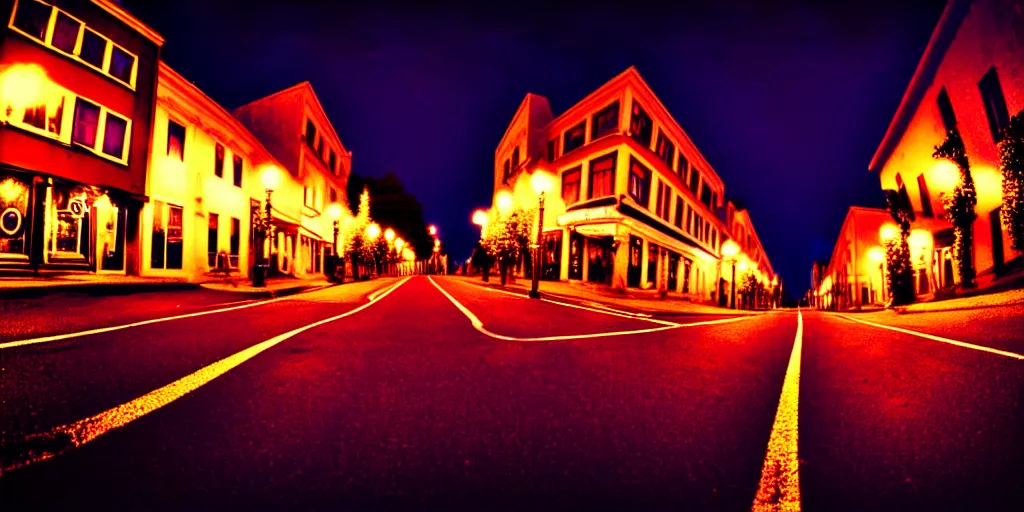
<box><xmin>575</xmin><ymin>224</ymin><xmax>617</xmax><ymax>238</ymax></box>
<box><xmin>556</xmin><ymin>205</ymin><xmax>619</xmax><ymax>226</ymax></box>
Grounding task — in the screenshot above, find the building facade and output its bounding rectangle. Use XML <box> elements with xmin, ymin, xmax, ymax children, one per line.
<box><xmin>812</xmin><ymin>206</ymin><xmax>899</xmax><ymax>310</ymax></box>
<box><xmin>233</xmin><ymin>82</ymin><xmax>352</xmax><ymax>279</ymax></box>
<box><xmin>869</xmin><ymin>0</ymin><xmax>1024</xmax><ymax>292</ymax></box>
<box><xmin>0</xmin><ymin>0</ymin><xmax>161</xmax><ymax>275</ymax></box>
<box><xmin>493</xmin><ymin>67</ymin><xmax>774</xmax><ymax>302</ymax></box>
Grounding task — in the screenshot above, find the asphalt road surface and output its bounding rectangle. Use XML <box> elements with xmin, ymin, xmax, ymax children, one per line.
<box><xmin>1</xmin><ymin>276</ymin><xmax>1021</xmax><ymax>511</ymax></box>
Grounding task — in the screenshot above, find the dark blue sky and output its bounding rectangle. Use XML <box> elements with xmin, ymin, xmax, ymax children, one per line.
<box><xmin>124</xmin><ymin>0</ymin><xmax>945</xmax><ymax>293</ymax></box>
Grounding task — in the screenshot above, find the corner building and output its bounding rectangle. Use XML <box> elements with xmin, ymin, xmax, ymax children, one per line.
<box><xmin>0</xmin><ymin>0</ymin><xmax>161</xmax><ymax>275</ymax></box>
<box><xmin>494</xmin><ymin>67</ymin><xmax>747</xmax><ymax>300</ymax></box>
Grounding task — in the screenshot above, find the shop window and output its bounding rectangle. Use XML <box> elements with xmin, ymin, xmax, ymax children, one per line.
<box><xmin>628</xmin><ymin>157</ymin><xmax>651</xmax><ymax>206</ymax></box>
<box><xmin>46</xmin><ymin>181</ymin><xmax>91</xmax><ymax>261</ymax></box>
<box><xmin>233</xmin><ymin>155</ymin><xmax>243</xmax><ymax>188</ymax></box>
<box><xmin>0</xmin><ymin>175</ymin><xmax>31</xmax><ymax>257</ymax></box>
<box><xmin>151</xmin><ymin>201</ymin><xmax>183</xmax><ymax>269</ymax></box>
<box><xmin>587</xmin><ymin>152</ymin><xmax>617</xmax><ymax>199</ymax></box>
<box><xmin>215</xmin><ymin>143</ymin><xmax>225</xmax><ymax>178</ymax></box>
<box><xmin>629</xmin><ymin>101</ymin><xmax>653</xmax><ymax>148</ymax></box>
<box><xmin>208</xmin><ymin>213</ymin><xmax>219</xmax><ymax>268</ymax></box>
<box><xmin>563</xmin><ymin>122</ymin><xmax>586</xmax><ymax>154</ymax></box>
<box><xmin>542</xmin><ymin>231</ymin><xmax>562</xmax><ymax>280</ymax></box>
<box><xmin>591</xmin><ymin>101</ymin><xmax>620</xmax><ymax>140</ymax></box>
<box><xmin>647</xmin><ymin>243</ymin><xmax>659</xmax><ymax>287</ymax></box>
<box><xmin>97</xmin><ymin>198</ymin><xmax>125</xmax><ymax>271</ymax></box>
<box><xmin>561</xmin><ymin>167</ymin><xmax>581</xmax><ymax>206</ymax></box>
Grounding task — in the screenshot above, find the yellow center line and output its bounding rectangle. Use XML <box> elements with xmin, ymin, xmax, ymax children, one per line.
<box><xmin>752</xmin><ymin>309</ymin><xmax>803</xmax><ymax>512</ymax></box>
<box><xmin>0</xmin><ymin>276</ymin><xmax>412</xmax><ymax>476</ymax></box>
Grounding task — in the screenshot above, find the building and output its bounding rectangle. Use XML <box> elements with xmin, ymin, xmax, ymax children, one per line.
<box><xmin>0</xmin><ymin>0</ymin><xmax>162</xmax><ymax>275</ymax></box>
<box><xmin>869</xmin><ymin>0</ymin><xmax>1024</xmax><ymax>293</ymax></box>
<box><xmin>234</xmin><ymin>82</ymin><xmax>352</xmax><ymax>279</ymax></box>
<box><xmin>724</xmin><ymin>200</ymin><xmax>777</xmax><ymax>307</ymax></box>
<box><xmin>492</xmin><ymin>67</ymin><xmax>774</xmax><ymax>302</ymax></box>
<box><xmin>812</xmin><ymin>206</ymin><xmax>897</xmax><ymax>310</ymax></box>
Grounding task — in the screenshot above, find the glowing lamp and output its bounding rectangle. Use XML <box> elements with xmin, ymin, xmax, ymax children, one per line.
<box><xmin>385</xmin><ymin>228</ymin><xmax>395</xmax><ymax>242</ymax></box>
<box><xmin>867</xmin><ymin>246</ymin><xmax>885</xmax><ymax>263</ymax></box>
<box><xmin>428</xmin><ymin>224</ymin><xmax>437</xmax><ymax>236</ymax></box>
<box><xmin>737</xmin><ymin>254</ymin><xmax>750</xmax><ymax>273</ymax></box>
<box><xmin>908</xmin><ymin>229</ymin><xmax>932</xmax><ymax>249</ymax></box>
<box><xmin>434</xmin><ymin>238</ymin><xmax>441</xmax><ymax>249</ymax></box>
<box><xmin>326</xmin><ymin>203</ymin><xmax>342</xmax><ymax>220</ymax></box>
<box><xmin>879</xmin><ymin>223</ymin><xmax>899</xmax><ymax>242</ymax></box>
<box><xmin>471</xmin><ymin>210</ymin><xmax>488</xmax><ymax>227</ymax></box>
<box><xmin>930</xmin><ymin>160</ymin><xmax>960</xmax><ymax>192</ymax></box>
<box><xmin>366</xmin><ymin>222</ymin><xmax>380</xmax><ymax>239</ymax></box>
<box><xmin>395</xmin><ymin>238</ymin><xmax>405</xmax><ymax>251</ymax></box>
<box><xmin>0</xmin><ymin>63</ymin><xmax>48</xmax><ymax>111</ymax></box>
<box><xmin>261</xmin><ymin>166</ymin><xmax>282</xmax><ymax>191</ymax></box>
<box><xmin>495</xmin><ymin>190</ymin><xmax>513</xmax><ymax>215</ymax></box>
<box><xmin>530</xmin><ymin>170</ymin><xmax>554</xmax><ymax>195</ymax></box>
<box><xmin>721</xmin><ymin>239</ymin><xmax>740</xmax><ymax>259</ymax></box>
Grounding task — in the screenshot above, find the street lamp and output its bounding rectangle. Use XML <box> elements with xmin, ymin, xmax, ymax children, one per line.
<box><xmin>879</xmin><ymin>223</ymin><xmax>899</xmax><ymax>243</ymax></box>
<box><xmin>472</xmin><ymin>209</ymin><xmax>489</xmax><ymax>239</ymax></box>
<box><xmin>366</xmin><ymin>222</ymin><xmax>380</xmax><ymax>240</ymax></box>
<box><xmin>428</xmin><ymin>225</ymin><xmax>437</xmax><ymax>237</ymax></box>
<box><xmin>495</xmin><ymin>190</ymin><xmax>513</xmax><ymax>215</ymax></box>
<box><xmin>385</xmin><ymin>228</ymin><xmax>395</xmax><ymax>243</ymax></box>
<box><xmin>326</xmin><ymin>203</ymin><xmax>342</xmax><ymax>283</ymax></box>
<box><xmin>721</xmin><ymin>239</ymin><xmax>740</xmax><ymax>309</ymax></box>
<box><xmin>528</xmin><ymin>170</ymin><xmax>554</xmax><ymax>299</ymax></box>
<box><xmin>256</xmin><ymin>165</ymin><xmax>282</xmax><ymax>283</ymax></box>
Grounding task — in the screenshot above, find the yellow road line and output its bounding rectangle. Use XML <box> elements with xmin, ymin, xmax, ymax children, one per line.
<box><xmin>0</xmin><ymin>276</ymin><xmax>412</xmax><ymax>476</ymax></box>
<box><xmin>838</xmin><ymin>314</ymin><xmax>1024</xmax><ymax>361</ymax></box>
<box><xmin>752</xmin><ymin>309</ymin><xmax>803</xmax><ymax>512</ymax></box>
<box><xmin>429</xmin><ymin>276</ymin><xmax>749</xmax><ymax>342</ymax></box>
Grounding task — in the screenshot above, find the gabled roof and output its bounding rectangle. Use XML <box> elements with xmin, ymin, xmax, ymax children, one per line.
<box><xmin>867</xmin><ymin>0</ymin><xmax>972</xmax><ymax>173</ymax></box>
<box><xmin>496</xmin><ymin>93</ymin><xmax>552</xmax><ymax>154</ymax></box>
<box><xmin>234</xmin><ymin>81</ymin><xmax>350</xmax><ymax>157</ymax></box>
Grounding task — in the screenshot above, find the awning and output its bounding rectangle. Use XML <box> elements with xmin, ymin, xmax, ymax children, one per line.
<box><xmin>574</xmin><ymin>223</ymin><xmax>618</xmax><ymax>238</ymax></box>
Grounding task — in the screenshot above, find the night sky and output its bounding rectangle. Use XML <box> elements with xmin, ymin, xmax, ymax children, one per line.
<box><xmin>122</xmin><ymin>0</ymin><xmax>946</xmax><ymax>293</ymax></box>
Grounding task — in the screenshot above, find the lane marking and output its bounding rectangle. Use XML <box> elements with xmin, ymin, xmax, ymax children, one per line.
<box><xmin>367</xmin><ymin>278</ymin><xmax>401</xmax><ymax>302</ymax></box>
<box><xmin>0</xmin><ymin>279</ymin><xmax>400</xmax><ymax>351</ymax></box>
<box><xmin>0</xmin><ymin>276</ymin><xmax>412</xmax><ymax>476</ymax></box>
<box><xmin>429</xmin><ymin>277</ymin><xmax>749</xmax><ymax>342</ymax></box>
<box><xmin>752</xmin><ymin>309</ymin><xmax>803</xmax><ymax>512</ymax></box>
<box><xmin>838</xmin><ymin>314</ymin><xmax>1024</xmax><ymax>361</ymax></box>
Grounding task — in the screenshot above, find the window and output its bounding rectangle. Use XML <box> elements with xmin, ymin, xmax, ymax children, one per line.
<box><xmin>229</xmin><ymin>217</ymin><xmax>240</xmax><ymax>269</ymax></box>
<box><xmin>72</xmin><ymin>100</ymin><xmax>100</xmax><ymax>148</ymax></box>
<box><xmin>214</xmin><ymin>143</ymin><xmax>225</xmax><ymax>178</ymax></box>
<box><xmin>711</xmin><ymin>192</ymin><xmax>719</xmax><ymax>214</ymax></box>
<box><xmin>11</xmin><ymin>0</ymin><xmax>50</xmax><ymax>41</ymax></box>
<box><xmin>630</xmin><ymin>101</ymin><xmax>653</xmax><ymax>148</ymax></box>
<box><xmin>167</xmin><ymin>120</ymin><xmax>185</xmax><ymax>161</ymax></box>
<box><xmin>686</xmin><ymin>206</ymin><xmax>693</xmax><ymax>235</ymax></box>
<box><xmin>233</xmin><ymin>155</ymin><xmax>243</xmax><ymax>188</ymax></box>
<box><xmin>109</xmin><ymin>46</ymin><xmax>135</xmax><ymax>86</ymax></box>
<box><xmin>979</xmin><ymin>67</ymin><xmax>1010</xmax><ymax>143</ymax></box>
<box><xmin>101</xmin><ymin>114</ymin><xmax>127</xmax><ymax>159</ymax></box>
<box><xmin>688</xmin><ymin>168</ymin><xmax>700</xmax><ymax>194</ymax></box>
<box><xmin>0</xmin><ymin>174</ymin><xmax>31</xmax><ymax>257</ymax></box>
<box><xmin>628</xmin><ymin>157</ymin><xmax>651</xmax><ymax>206</ymax></box>
<box><xmin>208</xmin><ymin>213</ymin><xmax>219</xmax><ymax>268</ymax></box>
<box><xmin>587</xmin><ymin>152</ymin><xmax>616</xmax><ymax>199</ymax></box>
<box><xmin>695</xmin><ymin>214</ymin><xmax>704</xmax><ymax>241</ymax></box>
<box><xmin>547</xmin><ymin>137</ymin><xmax>558</xmax><ymax>161</ymax></box>
<box><xmin>151</xmin><ymin>202</ymin><xmax>183</xmax><ymax>270</ymax></box>
<box><xmin>917</xmin><ymin>174</ymin><xmax>934</xmax><ymax>218</ymax></box>
<box><xmin>316</xmin><ymin>137</ymin><xmax>324</xmax><ymax>159</ymax></box>
<box><xmin>305</xmin><ymin>119</ymin><xmax>317</xmax><ymax>148</ymax></box>
<box><xmin>511</xmin><ymin>146</ymin><xmax>520</xmax><ymax>173</ymax></box>
<box><xmin>329</xmin><ymin>188</ymin><xmax>337</xmax><ymax>203</ymax></box>
<box><xmin>674</xmin><ymin>197</ymin><xmax>684</xmax><ymax>228</ymax></box>
<box><xmin>329</xmin><ymin>149</ymin><xmax>337</xmax><ymax>171</ymax></box>
<box><xmin>563</xmin><ymin>122</ymin><xmax>586</xmax><ymax>154</ymax></box>
<box><xmin>70</xmin><ymin>98</ymin><xmax>131</xmax><ymax>162</ymax></box>
<box><xmin>654</xmin><ymin>181</ymin><xmax>670</xmax><ymax>221</ymax></box>
<box><xmin>677</xmin><ymin>153</ymin><xmax>689</xmax><ymax>180</ymax></box>
<box><xmin>655</xmin><ymin>132</ymin><xmax>675</xmax><ymax>168</ymax></box>
<box><xmin>10</xmin><ymin>1</ymin><xmax>139</xmax><ymax>88</ymax></box>
<box><xmin>591</xmin><ymin>101</ymin><xmax>620</xmax><ymax>140</ymax></box>
<box><xmin>700</xmin><ymin>183</ymin><xmax>713</xmax><ymax>208</ymax></box>
<box><xmin>17</xmin><ymin>87</ymin><xmax>66</xmax><ymax>139</ymax></box>
<box><xmin>937</xmin><ymin>87</ymin><xmax>957</xmax><ymax>132</ymax></box>
<box><xmin>51</xmin><ymin>11</ymin><xmax>81</xmax><ymax>55</ymax></box>
<box><xmin>502</xmin><ymin>159</ymin><xmax>511</xmax><ymax>183</ymax></box>
<box><xmin>711</xmin><ymin>229</ymin><xmax>718</xmax><ymax>250</ymax></box>
<box><xmin>79</xmin><ymin>29</ymin><xmax>106</xmax><ymax>69</ymax></box>
<box><xmin>561</xmin><ymin>167</ymin><xmax>582</xmax><ymax>205</ymax></box>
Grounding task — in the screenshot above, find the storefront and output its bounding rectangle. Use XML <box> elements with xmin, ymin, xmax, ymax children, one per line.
<box><xmin>1</xmin><ymin>168</ymin><xmax>136</xmax><ymax>274</ymax></box>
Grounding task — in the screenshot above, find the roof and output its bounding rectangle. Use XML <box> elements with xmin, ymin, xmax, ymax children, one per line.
<box><xmin>92</xmin><ymin>0</ymin><xmax>164</xmax><ymax>46</ymax></box>
<box><xmin>867</xmin><ymin>0</ymin><xmax>972</xmax><ymax>173</ymax></box>
<box><xmin>234</xmin><ymin>81</ymin><xmax>350</xmax><ymax>157</ymax></box>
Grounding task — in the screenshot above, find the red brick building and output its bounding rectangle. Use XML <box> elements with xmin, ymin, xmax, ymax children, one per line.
<box><xmin>0</xmin><ymin>0</ymin><xmax>162</xmax><ymax>275</ymax></box>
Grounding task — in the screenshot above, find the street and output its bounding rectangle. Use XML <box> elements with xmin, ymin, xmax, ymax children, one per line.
<box><xmin>1</xmin><ymin>276</ymin><xmax>1022</xmax><ymax>511</ymax></box>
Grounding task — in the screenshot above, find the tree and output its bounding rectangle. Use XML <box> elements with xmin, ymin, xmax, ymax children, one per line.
<box><xmin>482</xmin><ymin>208</ymin><xmax>533</xmax><ymax>285</ymax></box>
<box><xmin>347</xmin><ymin>172</ymin><xmax>433</xmax><ymax>260</ymax></box>
<box><xmin>344</xmin><ymin>188</ymin><xmax>373</xmax><ymax>279</ymax></box>
<box><xmin>884</xmin><ymin>189</ymin><xmax>917</xmax><ymax>306</ymax></box>
<box><xmin>998</xmin><ymin>112</ymin><xmax>1024</xmax><ymax>252</ymax></box>
<box><xmin>933</xmin><ymin>127</ymin><xmax>978</xmax><ymax>288</ymax></box>
<box><xmin>470</xmin><ymin>241</ymin><xmax>493</xmax><ymax>281</ymax></box>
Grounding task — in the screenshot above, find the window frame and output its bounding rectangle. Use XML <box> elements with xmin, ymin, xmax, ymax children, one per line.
<box><xmin>590</xmin><ymin>101</ymin><xmax>620</xmax><ymax>141</ymax></box>
<box><xmin>655</xmin><ymin>132</ymin><xmax>676</xmax><ymax>169</ymax></box>
<box><xmin>627</xmin><ymin>156</ymin><xmax>651</xmax><ymax>206</ymax></box>
<box><xmin>561</xmin><ymin>166</ymin><xmax>582</xmax><ymax>206</ymax></box>
<box><xmin>563</xmin><ymin>122</ymin><xmax>587</xmax><ymax>154</ymax></box>
<box><xmin>587</xmin><ymin>151</ymin><xmax>617</xmax><ymax>200</ymax></box>
<box><xmin>71</xmin><ymin>95</ymin><xmax>132</xmax><ymax>164</ymax></box>
<box><xmin>214</xmin><ymin>143</ymin><xmax>225</xmax><ymax>178</ymax></box>
<box><xmin>232</xmin><ymin>154</ymin><xmax>243</xmax><ymax>188</ymax></box>
<box><xmin>629</xmin><ymin>100</ymin><xmax>653</xmax><ymax>148</ymax></box>
<box><xmin>7</xmin><ymin>0</ymin><xmax>139</xmax><ymax>89</ymax></box>
<box><xmin>978</xmin><ymin>66</ymin><xmax>1010</xmax><ymax>143</ymax></box>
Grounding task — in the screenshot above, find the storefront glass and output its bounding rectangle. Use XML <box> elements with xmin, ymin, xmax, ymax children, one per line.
<box><xmin>0</xmin><ymin>174</ymin><xmax>31</xmax><ymax>259</ymax></box>
<box><xmin>46</xmin><ymin>180</ymin><xmax>91</xmax><ymax>262</ymax></box>
<box><xmin>541</xmin><ymin>231</ymin><xmax>562</xmax><ymax>280</ymax></box>
<box><xmin>587</xmin><ymin>237</ymin><xmax>612</xmax><ymax>284</ymax></box>
<box><xmin>97</xmin><ymin>199</ymin><xmax>126</xmax><ymax>271</ymax></box>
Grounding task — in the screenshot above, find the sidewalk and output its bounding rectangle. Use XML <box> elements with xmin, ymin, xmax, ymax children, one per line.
<box><xmin>448</xmin><ymin>275</ymin><xmax>761</xmax><ymax>316</ymax></box>
<box><xmin>0</xmin><ymin>274</ymin><xmax>198</xmax><ymax>300</ymax></box>
<box><xmin>199</xmin><ymin>275</ymin><xmax>335</xmax><ymax>298</ymax></box>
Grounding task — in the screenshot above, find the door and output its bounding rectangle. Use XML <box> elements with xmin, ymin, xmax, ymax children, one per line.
<box><xmin>568</xmin><ymin>231</ymin><xmax>584</xmax><ymax>280</ymax></box>
<box><xmin>542</xmin><ymin>231</ymin><xmax>562</xmax><ymax>280</ymax></box>
<box><xmin>667</xmin><ymin>251</ymin><xmax>680</xmax><ymax>291</ymax></box>
<box><xmin>627</xmin><ymin>235</ymin><xmax>642</xmax><ymax>288</ymax></box>
<box><xmin>587</xmin><ymin>237</ymin><xmax>612</xmax><ymax>284</ymax></box>
<box><xmin>991</xmin><ymin>207</ymin><xmax>1005</xmax><ymax>274</ymax></box>
<box><xmin>647</xmin><ymin>243</ymin><xmax>660</xmax><ymax>288</ymax></box>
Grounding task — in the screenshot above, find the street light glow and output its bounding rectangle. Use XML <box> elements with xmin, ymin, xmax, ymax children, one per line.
<box><xmin>261</xmin><ymin>166</ymin><xmax>282</xmax><ymax>191</ymax></box>
<box><xmin>879</xmin><ymin>223</ymin><xmax>899</xmax><ymax>242</ymax></box>
<box><xmin>385</xmin><ymin>228</ymin><xmax>395</xmax><ymax>242</ymax></box>
<box><xmin>495</xmin><ymin>190</ymin><xmax>513</xmax><ymax>214</ymax></box>
<box><xmin>530</xmin><ymin>170</ymin><xmax>554</xmax><ymax>195</ymax></box>
<box><xmin>721</xmin><ymin>239</ymin><xmax>740</xmax><ymax>259</ymax></box>
<box><xmin>428</xmin><ymin>225</ymin><xmax>437</xmax><ymax>236</ymax></box>
<box><xmin>471</xmin><ymin>210</ymin><xmax>488</xmax><ymax>226</ymax></box>
<box><xmin>366</xmin><ymin>222</ymin><xmax>381</xmax><ymax>239</ymax></box>
<box><xmin>326</xmin><ymin>203</ymin><xmax>342</xmax><ymax>220</ymax></box>
<box><xmin>395</xmin><ymin>238</ymin><xmax>405</xmax><ymax>251</ymax></box>
<box><xmin>867</xmin><ymin>246</ymin><xmax>885</xmax><ymax>263</ymax></box>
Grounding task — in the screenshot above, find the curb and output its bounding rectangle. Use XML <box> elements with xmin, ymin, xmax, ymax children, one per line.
<box><xmin>0</xmin><ymin>282</ymin><xmax>201</xmax><ymax>301</ymax></box>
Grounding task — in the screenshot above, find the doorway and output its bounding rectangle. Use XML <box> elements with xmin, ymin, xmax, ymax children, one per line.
<box><xmin>991</xmin><ymin>207</ymin><xmax>1005</xmax><ymax>274</ymax></box>
<box><xmin>627</xmin><ymin>235</ymin><xmax>642</xmax><ymax>288</ymax></box>
<box><xmin>568</xmin><ymin>231</ymin><xmax>584</xmax><ymax>280</ymax></box>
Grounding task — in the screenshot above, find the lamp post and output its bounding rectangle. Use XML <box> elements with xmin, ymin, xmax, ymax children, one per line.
<box><xmin>256</xmin><ymin>166</ymin><xmax>281</xmax><ymax>284</ymax></box>
<box><xmin>721</xmin><ymin>239</ymin><xmax>740</xmax><ymax>309</ymax></box>
<box><xmin>529</xmin><ymin>170</ymin><xmax>554</xmax><ymax>299</ymax></box>
<box><xmin>326</xmin><ymin>203</ymin><xmax>342</xmax><ymax>283</ymax></box>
